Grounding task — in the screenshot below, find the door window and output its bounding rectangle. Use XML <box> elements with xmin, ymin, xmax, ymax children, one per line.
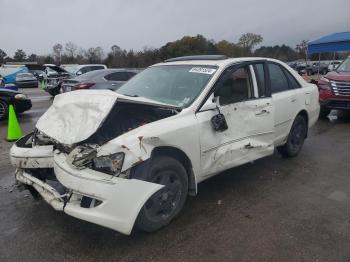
<box><xmin>253</xmin><ymin>63</ymin><xmax>266</xmax><ymax>97</ymax></box>
<box><xmin>214</xmin><ymin>66</ymin><xmax>253</xmax><ymax>106</ymax></box>
<box><xmin>268</xmin><ymin>63</ymin><xmax>290</xmax><ymax>93</ymax></box>
<box><xmin>105</xmin><ymin>72</ymin><xmax>130</xmax><ymax>81</ymax></box>
<box><xmin>284</xmin><ymin>69</ymin><xmax>301</xmax><ymax>89</ymax></box>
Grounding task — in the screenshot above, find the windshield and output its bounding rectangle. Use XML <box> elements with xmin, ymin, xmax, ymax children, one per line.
<box><xmin>61</xmin><ymin>65</ymin><xmax>78</xmax><ymax>74</ymax></box>
<box><xmin>337</xmin><ymin>57</ymin><xmax>350</xmax><ymax>72</ymax></box>
<box><xmin>116</xmin><ymin>65</ymin><xmax>217</xmax><ymax>107</ymax></box>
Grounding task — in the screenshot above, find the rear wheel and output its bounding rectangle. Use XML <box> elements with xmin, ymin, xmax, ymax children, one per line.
<box><xmin>135</xmin><ymin>156</ymin><xmax>188</xmax><ymax>232</ymax></box>
<box><xmin>0</xmin><ymin>100</ymin><xmax>9</xmax><ymax>120</ymax></box>
<box><xmin>277</xmin><ymin>115</ymin><xmax>307</xmax><ymax>158</ymax></box>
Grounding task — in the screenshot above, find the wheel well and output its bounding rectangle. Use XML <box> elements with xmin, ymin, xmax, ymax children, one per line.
<box><xmin>297</xmin><ymin>110</ymin><xmax>309</xmax><ymax>137</ymax></box>
<box><xmin>151</xmin><ymin>146</ymin><xmax>197</xmax><ymax>196</ymax></box>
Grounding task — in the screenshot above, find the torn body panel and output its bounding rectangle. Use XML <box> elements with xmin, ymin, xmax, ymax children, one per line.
<box><xmin>10</xmin><ymin>134</ymin><xmax>54</xmax><ymax>169</ymax></box>
<box><xmin>96</xmin><ymin>111</ymin><xmax>201</xmax><ymax>181</ymax></box>
<box><xmin>14</xmin><ymin>153</ymin><xmax>164</xmax><ymax>235</ymax></box>
<box><xmin>54</xmin><ymin>153</ymin><xmax>164</xmax><ymax>235</ymax></box>
<box><xmin>197</xmin><ymin>97</ymin><xmax>275</xmax><ymax>179</ymax></box>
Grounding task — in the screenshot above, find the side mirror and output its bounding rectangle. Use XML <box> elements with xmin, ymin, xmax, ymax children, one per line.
<box><xmin>76</xmin><ymin>71</ymin><xmax>82</xmax><ymax>76</ymax></box>
<box><xmin>211</xmin><ymin>112</ymin><xmax>228</xmax><ymax>132</ymax></box>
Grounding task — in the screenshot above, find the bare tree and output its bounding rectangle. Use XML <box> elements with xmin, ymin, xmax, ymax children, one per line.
<box><xmin>52</xmin><ymin>43</ymin><xmax>63</xmax><ymax>64</ymax></box>
<box><xmin>111</xmin><ymin>45</ymin><xmax>122</xmax><ymax>56</ymax></box>
<box><xmin>295</xmin><ymin>40</ymin><xmax>308</xmax><ymax>61</ymax></box>
<box><xmin>86</xmin><ymin>46</ymin><xmax>104</xmax><ymax>63</ymax></box>
<box><xmin>13</xmin><ymin>49</ymin><xmax>27</xmax><ymax>61</ymax></box>
<box><xmin>238</xmin><ymin>33</ymin><xmax>263</xmax><ymax>54</ymax></box>
<box><xmin>0</xmin><ymin>49</ymin><xmax>7</xmax><ymax>63</ymax></box>
<box><xmin>65</xmin><ymin>41</ymin><xmax>78</xmax><ymax>58</ymax></box>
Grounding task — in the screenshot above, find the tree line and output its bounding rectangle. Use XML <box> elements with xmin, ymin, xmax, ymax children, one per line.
<box><xmin>0</xmin><ymin>33</ymin><xmax>347</xmax><ymax>68</ymax></box>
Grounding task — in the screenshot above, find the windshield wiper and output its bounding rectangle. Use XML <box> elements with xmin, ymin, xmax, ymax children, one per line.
<box><xmin>122</xmin><ymin>93</ymin><xmax>139</xmax><ymax>97</ymax></box>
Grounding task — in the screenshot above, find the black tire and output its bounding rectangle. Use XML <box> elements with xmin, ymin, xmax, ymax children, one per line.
<box><xmin>135</xmin><ymin>156</ymin><xmax>188</xmax><ymax>232</ymax></box>
<box><xmin>319</xmin><ymin>106</ymin><xmax>331</xmax><ymax>118</ymax></box>
<box><xmin>0</xmin><ymin>99</ymin><xmax>9</xmax><ymax>121</ymax></box>
<box><xmin>277</xmin><ymin>115</ymin><xmax>307</xmax><ymax>158</ymax></box>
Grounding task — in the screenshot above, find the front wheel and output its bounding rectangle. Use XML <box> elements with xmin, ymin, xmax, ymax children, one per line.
<box><xmin>277</xmin><ymin>115</ymin><xmax>307</xmax><ymax>158</ymax></box>
<box><xmin>135</xmin><ymin>156</ymin><xmax>188</xmax><ymax>232</ymax></box>
<box><xmin>0</xmin><ymin>100</ymin><xmax>9</xmax><ymax>120</ymax></box>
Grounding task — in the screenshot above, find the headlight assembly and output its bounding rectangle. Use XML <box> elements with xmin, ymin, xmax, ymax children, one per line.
<box><xmin>15</xmin><ymin>94</ymin><xmax>28</xmax><ymax>100</ymax></box>
<box><xmin>92</xmin><ymin>152</ymin><xmax>125</xmax><ymax>175</ymax></box>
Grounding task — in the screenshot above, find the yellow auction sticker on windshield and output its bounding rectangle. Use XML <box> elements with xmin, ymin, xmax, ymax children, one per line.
<box><xmin>189</xmin><ymin>67</ymin><xmax>216</xmax><ymax>75</ymax></box>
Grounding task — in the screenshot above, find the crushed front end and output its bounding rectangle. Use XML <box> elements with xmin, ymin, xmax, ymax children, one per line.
<box><xmin>8</xmin><ymin>91</ymin><xmax>179</xmax><ymax>234</ymax></box>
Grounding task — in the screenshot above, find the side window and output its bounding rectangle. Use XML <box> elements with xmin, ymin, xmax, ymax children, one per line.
<box><xmin>268</xmin><ymin>63</ymin><xmax>290</xmax><ymax>93</ymax></box>
<box><xmin>284</xmin><ymin>69</ymin><xmax>301</xmax><ymax>89</ymax></box>
<box><xmin>91</xmin><ymin>66</ymin><xmax>104</xmax><ymax>71</ymax></box>
<box><xmin>80</xmin><ymin>66</ymin><xmax>91</xmax><ymax>74</ymax></box>
<box><xmin>214</xmin><ymin>66</ymin><xmax>253</xmax><ymax>106</ymax></box>
<box><xmin>127</xmin><ymin>72</ymin><xmax>137</xmax><ymax>78</ymax></box>
<box><xmin>253</xmin><ymin>63</ymin><xmax>266</xmax><ymax>97</ymax></box>
<box><xmin>105</xmin><ymin>72</ymin><xmax>130</xmax><ymax>81</ymax></box>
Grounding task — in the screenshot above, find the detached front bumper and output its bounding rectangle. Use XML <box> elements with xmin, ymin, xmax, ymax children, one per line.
<box><xmin>15</xmin><ymin>151</ymin><xmax>164</xmax><ymax>235</ymax></box>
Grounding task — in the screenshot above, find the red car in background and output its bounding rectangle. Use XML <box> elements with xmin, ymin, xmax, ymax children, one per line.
<box><xmin>318</xmin><ymin>56</ymin><xmax>350</xmax><ymax>117</ymax></box>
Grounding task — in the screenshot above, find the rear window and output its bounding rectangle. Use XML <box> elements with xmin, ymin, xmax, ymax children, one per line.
<box><xmin>74</xmin><ymin>70</ymin><xmax>105</xmax><ymax>80</ymax></box>
<box><xmin>105</xmin><ymin>72</ymin><xmax>131</xmax><ymax>81</ymax></box>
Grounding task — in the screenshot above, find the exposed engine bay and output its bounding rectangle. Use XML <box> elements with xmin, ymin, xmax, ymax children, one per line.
<box><xmin>32</xmin><ymin>100</ymin><xmax>179</xmax><ymax>153</ymax></box>
<box><xmin>83</xmin><ymin>101</ymin><xmax>178</xmax><ymax>145</ymax></box>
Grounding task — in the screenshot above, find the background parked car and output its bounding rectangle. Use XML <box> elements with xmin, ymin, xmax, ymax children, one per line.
<box><xmin>306</xmin><ymin>62</ymin><xmax>329</xmax><ymax>75</ymax></box>
<box><xmin>0</xmin><ymin>88</ymin><xmax>32</xmax><ymax>120</ymax></box>
<box><xmin>61</xmin><ymin>68</ymin><xmax>139</xmax><ymax>93</ymax></box>
<box><xmin>15</xmin><ymin>72</ymin><xmax>38</xmax><ymax>88</ymax></box>
<box><xmin>317</xmin><ymin>56</ymin><xmax>350</xmax><ymax>117</ymax></box>
<box><xmin>61</xmin><ymin>64</ymin><xmax>107</xmax><ymax>76</ymax></box>
<box><xmin>40</xmin><ymin>65</ymin><xmax>72</xmax><ymax>96</ymax></box>
<box><xmin>0</xmin><ymin>64</ymin><xmax>29</xmax><ymax>91</ymax></box>
<box><xmin>327</xmin><ymin>61</ymin><xmax>342</xmax><ymax>72</ymax></box>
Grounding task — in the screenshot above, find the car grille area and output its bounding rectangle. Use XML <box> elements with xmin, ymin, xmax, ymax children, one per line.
<box><xmin>330</xmin><ymin>80</ymin><xmax>350</xmax><ymax>96</ymax></box>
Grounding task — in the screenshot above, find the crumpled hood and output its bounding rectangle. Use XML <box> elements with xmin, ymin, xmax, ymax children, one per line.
<box><xmin>36</xmin><ymin>90</ymin><xmax>179</xmax><ymax>145</ymax></box>
<box><xmin>36</xmin><ymin>90</ymin><xmax>118</xmax><ymax>145</ymax></box>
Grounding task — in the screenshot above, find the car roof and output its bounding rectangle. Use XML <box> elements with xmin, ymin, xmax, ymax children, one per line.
<box><xmin>153</xmin><ymin>57</ymin><xmax>282</xmax><ymax>68</ymax></box>
<box><xmin>77</xmin><ymin>64</ymin><xmax>107</xmax><ymax>68</ymax></box>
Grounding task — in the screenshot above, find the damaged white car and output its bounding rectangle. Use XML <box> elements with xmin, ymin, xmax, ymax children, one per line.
<box><xmin>10</xmin><ymin>55</ymin><xmax>320</xmax><ymax>235</ymax></box>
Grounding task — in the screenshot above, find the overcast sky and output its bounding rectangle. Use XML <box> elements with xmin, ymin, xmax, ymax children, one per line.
<box><xmin>1</xmin><ymin>0</ymin><xmax>349</xmax><ymax>56</ymax></box>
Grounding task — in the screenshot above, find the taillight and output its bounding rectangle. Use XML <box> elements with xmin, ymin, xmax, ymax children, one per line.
<box><xmin>74</xmin><ymin>83</ymin><xmax>95</xmax><ymax>90</ymax></box>
<box><xmin>317</xmin><ymin>77</ymin><xmax>331</xmax><ymax>90</ymax></box>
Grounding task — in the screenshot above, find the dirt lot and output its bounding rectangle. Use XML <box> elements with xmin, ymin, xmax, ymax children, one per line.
<box><xmin>0</xmin><ymin>88</ymin><xmax>350</xmax><ymax>262</ymax></box>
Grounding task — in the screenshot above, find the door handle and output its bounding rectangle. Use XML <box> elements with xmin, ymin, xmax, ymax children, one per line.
<box><xmin>255</xmin><ymin>109</ymin><xmax>270</xmax><ymax>116</ymax></box>
<box><xmin>111</xmin><ymin>83</ymin><xmax>118</xmax><ymax>86</ymax></box>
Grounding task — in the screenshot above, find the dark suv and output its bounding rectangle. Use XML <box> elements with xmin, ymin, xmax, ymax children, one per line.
<box><xmin>317</xmin><ymin>57</ymin><xmax>350</xmax><ymax>117</ymax></box>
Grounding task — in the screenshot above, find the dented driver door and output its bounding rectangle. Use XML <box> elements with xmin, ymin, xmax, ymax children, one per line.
<box><xmin>196</xmin><ymin>64</ymin><xmax>274</xmax><ymax>180</ymax></box>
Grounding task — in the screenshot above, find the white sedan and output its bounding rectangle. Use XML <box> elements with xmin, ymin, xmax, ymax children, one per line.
<box><xmin>10</xmin><ymin>56</ymin><xmax>320</xmax><ymax>235</ymax></box>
